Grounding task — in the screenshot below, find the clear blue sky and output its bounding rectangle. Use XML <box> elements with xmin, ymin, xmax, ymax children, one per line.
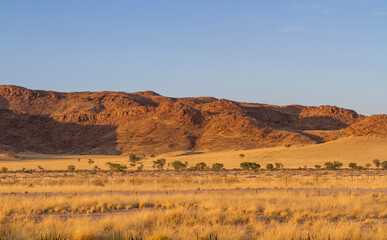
<box><xmin>1</xmin><ymin>0</ymin><xmax>386</xmax><ymax>115</ymax></box>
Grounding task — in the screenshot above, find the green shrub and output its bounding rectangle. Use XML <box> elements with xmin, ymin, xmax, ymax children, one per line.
<box><xmin>194</xmin><ymin>162</ymin><xmax>208</xmax><ymax>171</ymax></box>
<box><xmin>93</xmin><ymin>165</ymin><xmax>100</xmax><ymax>171</ymax></box>
<box><xmin>314</xmin><ymin>165</ymin><xmax>321</xmax><ymax>169</ymax></box>
<box><xmin>105</xmin><ymin>162</ymin><xmax>127</xmax><ymax>172</ymax></box>
<box><xmin>275</xmin><ymin>162</ymin><xmax>284</xmax><ymax>169</ymax></box>
<box><xmin>67</xmin><ymin>165</ymin><xmax>75</xmax><ymax>171</ymax></box>
<box><xmin>171</xmin><ymin>161</ymin><xmax>187</xmax><ymax>171</ymax></box>
<box><xmin>88</xmin><ymin>159</ymin><xmax>94</xmax><ymax>164</ymax></box>
<box><xmin>381</xmin><ymin>161</ymin><xmax>387</xmax><ymax>170</ymax></box>
<box><xmin>324</xmin><ymin>161</ymin><xmax>343</xmax><ymax>170</ymax></box>
<box><xmin>1</xmin><ymin>167</ymin><xmax>8</xmax><ymax>173</ymax></box>
<box><xmin>239</xmin><ymin>154</ymin><xmax>245</xmax><ymax>159</ymax></box>
<box><xmin>211</xmin><ymin>163</ymin><xmax>224</xmax><ymax>171</ymax></box>
<box><xmin>266</xmin><ymin>163</ymin><xmax>274</xmax><ymax>170</ymax></box>
<box><xmin>129</xmin><ymin>154</ymin><xmax>141</xmax><ymax>164</ymax></box>
<box><xmin>240</xmin><ymin>162</ymin><xmax>260</xmax><ymax>170</ymax></box>
<box><xmin>152</xmin><ymin>158</ymin><xmax>166</xmax><ymax>170</ymax></box>
<box><xmin>349</xmin><ymin>162</ymin><xmax>357</xmax><ymax>169</ymax></box>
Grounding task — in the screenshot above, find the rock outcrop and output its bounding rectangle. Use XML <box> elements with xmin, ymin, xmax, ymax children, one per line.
<box><xmin>0</xmin><ymin>85</ymin><xmax>385</xmax><ymax>155</ymax></box>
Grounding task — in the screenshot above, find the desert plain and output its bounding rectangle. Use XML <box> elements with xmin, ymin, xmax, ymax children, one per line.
<box><xmin>0</xmin><ymin>86</ymin><xmax>386</xmax><ymax>240</ymax></box>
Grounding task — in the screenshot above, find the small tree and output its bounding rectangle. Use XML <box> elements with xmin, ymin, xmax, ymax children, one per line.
<box><xmin>93</xmin><ymin>165</ymin><xmax>100</xmax><ymax>171</ymax></box>
<box><xmin>239</xmin><ymin>154</ymin><xmax>245</xmax><ymax>159</ymax></box>
<box><xmin>240</xmin><ymin>162</ymin><xmax>252</xmax><ymax>170</ymax></box>
<box><xmin>275</xmin><ymin>162</ymin><xmax>284</xmax><ymax>169</ymax></box>
<box><xmin>171</xmin><ymin>161</ymin><xmax>187</xmax><ymax>171</ymax></box>
<box><xmin>241</xmin><ymin>162</ymin><xmax>260</xmax><ymax>170</ymax></box>
<box><xmin>152</xmin><ymin>158</ymin><xmax>166</xmax><ymax>170</ymax></box>
<box><xmin>105</xmin><ymin>162</ymin><xmax>127</xmax><ymax>172</ymax></box>
<box><xmin>324</xmin><ymin>161</ymin><xmax>343</xmax><ymax>170</ymax></box>
<box><xmin>150</xmin><ymin>154</ymin><xmax>155</xmax><ymax>158</ymax></box>
<box><xmin>67</xmin><ymin>165</ymin><xmax>76</xmax><ymax>171</ymax></box>
<box><xmin>373</xmin><ymin>159</ymin><xmax>381</xmax><ymax>169</ymax></box>
<box><xmin>365</xmin><ymin>163</ymin><xmax>372</xmax><ymax>169</ymax></box>
<box><xmin>1</xmin><ymin>167</ymin><xmax>8</xmax><ymax>173</ymax></box>
<box><xmin>129</xmin><ymin>154</ymin><xmax>141</xmax><ymax>164</ymax></box>
<box><xmin>285</xmin><ymin>144</ymin><xmax>292</xmax><ymax>148</ymax></box>
<box><xmin>349</xmin><ymin>162</ymin><xmax>357</xmax><ymax>169</ymax></box>
<box><xmin>211</xmin><ymin>163</ymin><xmax>224</xmax><ymax>171</ymax></box>
<box><xmin>381</xmin><ymin>161</ymin><xmax>387</xmax><ymax>170</ymax></box>
<box><xmin>194</xmin><ymin>162</ymin><xmax>208</xmax><ymax>171</ymax></box>
<box><xmin>88</xmin><ymin>159</ymin><xmax>94</xmax><ymax>165</ymax></box>
<box><xmin>314</xmin><ymin>165</ymin><xmax>321</xmax><ymax>169</ymax></box>
<box><xmin>266</xmin><ymin>163</ymin><xmax>274</xmax><ymax>170</ymax></box>
<box><xmin>37</xmin><ymin>165</ymin><xmax>45</xmax><ymax>171</ymax></box>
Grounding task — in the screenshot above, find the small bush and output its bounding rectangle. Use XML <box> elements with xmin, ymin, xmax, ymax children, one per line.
<box><xmin>211</xmin><ymin>163</ymin><xmax>224</xmax><ymax>171</ymax></box>
<box><xmin>67</xmin><ymin>165</ymin><xmax>75</xmax><ymax>171</ymax></box>
<box><xmin>285</xmin><ymin>144</ymin><xmax>292</xmax><ymax>148</ymax></box>
<box><xmin>194</xmin><ymin>162</ymin><xmax>208</xmax><ymax>171</ymax></box>
<box><xmin>324</xmin><ymin>161</ymin><xmax>343</xmax><ymax>170</ymax></box>
<box><xmin>171</xmin><ymin>161</ymin><xmax>187</xmax><ymax>171</ymax></box>
<box><xmin>314</xmin><ymin>165</ymin><xmax>321</xmax><ymax>169</ymax></box>
<box><xmin>88</xmin><ymin>159</ymin><xmax>94</xmax><ymax>164</ymax></box>
<box><xmin>129</xmin><ymin>154</ymin><xmax>141</xmax><ymax>164</ymax></box>
<box><xmin>152</xmin><ymin>158</ymin><xmax>166</xmax><ymax>170</ymax></box>
<box><xmin>266</xmin><ymin>163</ymin><xmax>274</xmax><ymax>170</ymax></box>
<box><xmin>24</xmin><ymin>169</ymin><xmax>34</xmax><ymax>174</ymax></box>
<box><xmin>1</xmin><ymin>167</ymin><xmax>8</xmax><ymax>173</ymax></box>
<box><xmin>106</xmin><ymin>162</ymin><xmax>127</xmax><ymax>172</ymax></box>
<box><xmin>275</xmin><ymin>162</ymin><xmax>284</xmax><ymax>169</ymax></box>
<box><xmin>240</xmin><ymin>162</ymin><xmax>260</xmax><ymax>170</ymax></box>
<box><xmin>349</xmin><ymin>162</ymin><xmax>357</xmax><ymax>169</ymax></box>
<box><xmin>381</xmin><ymin>161</ymin><xmax>387</xmax><ymax>170</ymax></box>
<box><xmin>93</xmin><ymin>165</ymin><xmax>100</xmax><ymax>171</ymax></box>
<box><xmin>239</xmin><ymin>154</ymin><xmax>245</xmax><ymax>159</ymax></box>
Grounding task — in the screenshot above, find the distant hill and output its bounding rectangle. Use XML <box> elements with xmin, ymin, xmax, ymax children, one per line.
<box><xmin>0</xmin><ymin>85</ymin><xmax>385</xmax><ymax>155</ymax></box>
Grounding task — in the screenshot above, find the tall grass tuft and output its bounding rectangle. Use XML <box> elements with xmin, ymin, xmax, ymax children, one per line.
<box><xmin>40</xmin><ymin>233</ymin><xmax>67</xmax><ymax>240</ymax></box>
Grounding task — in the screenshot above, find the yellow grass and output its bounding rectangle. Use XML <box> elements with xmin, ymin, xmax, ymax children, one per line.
<box><xmin>0</xmin><ymin>170</ymin><xmax>386</xmax><ymax>193</ymax></box>
<box><xmin>0</xmin><ymin>192</ymin><xmax>386</xmax><ymax>239</ymax></box>
<box><xmin>0</xmin><ymin>136</ymin><xmax>386</xmax><ymax>239</ymax></box>
<box><xmin>1</xmin><ymin>136</ymin><xmax>386</xmax><ymax>171</ymax></box>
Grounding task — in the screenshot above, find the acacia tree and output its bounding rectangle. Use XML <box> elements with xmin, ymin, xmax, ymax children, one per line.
<box><xmin>324</xmin><ymin>161</ymin><xmax>343</xmax><ymax>170</ymax></box>
<box><xmin>171</xmin><ymin>161</ymin><xmax>187</xmax><ymax>171</ymax></box>
<box><xmin>240</xmin><ymin>162</ymin><xmax>260</xmax><ymax>170</ymax></box>
<box><xmin>373</xmin><ymin>159</ymin><xmax>381</xmax><ymax>169</ymax></box>
<box><xmin>211</xmin><ymin>163</ymin><xmax>224</xmax><ymax>171</ymax></box>
<box><xmin>152</xmin><ymin>158</ymin><xmax>166</xmax><ymax>170</ymax></box>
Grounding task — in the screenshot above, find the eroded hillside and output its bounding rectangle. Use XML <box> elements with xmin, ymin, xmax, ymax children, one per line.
<box><xmin>0</xmin><ymin>85</ymin><xmax>385</xmax><ymax>155</ymax></box>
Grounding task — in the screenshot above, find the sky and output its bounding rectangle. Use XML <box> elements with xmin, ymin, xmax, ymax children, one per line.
<box><xmin>1</xmin><ymin>0</ymin><xmax>386</xmax><ymax>115</ymax></box>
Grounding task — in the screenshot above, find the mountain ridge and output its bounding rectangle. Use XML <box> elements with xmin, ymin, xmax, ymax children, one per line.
<box><xmin>0</xmin><ymin>85</ymin><xmax>385</xmax><ymax>155</ymax></box>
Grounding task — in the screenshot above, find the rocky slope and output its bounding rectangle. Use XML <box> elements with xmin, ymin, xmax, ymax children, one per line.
<box><xmin>0</xmin><ymin>85</ymin><xmax>385</xmax><ymax>155</ymax></box>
